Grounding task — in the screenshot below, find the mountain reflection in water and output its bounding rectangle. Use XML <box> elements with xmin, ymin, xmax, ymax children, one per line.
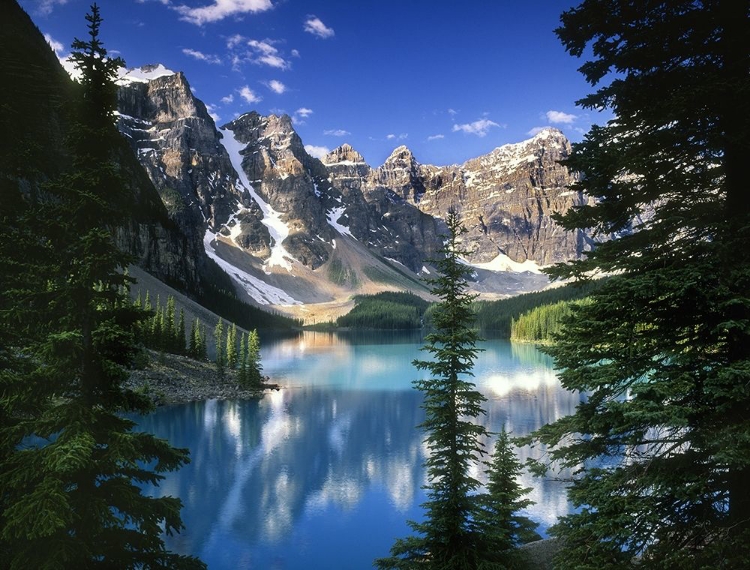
<box><xmin>135</xmin><ymin>332</ymin><xmax>580</xmax><ymax>569</ymax></box>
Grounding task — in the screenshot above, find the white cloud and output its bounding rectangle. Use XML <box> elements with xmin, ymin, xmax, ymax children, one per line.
<box><xmin>175</xmin><ymin>0</ymin><xmax>273</xmax><ymax>26</ymax></box>
<box><xmin>36</xmin><ymin>0</ymin><xmax>69</xmax><ymax>15</ymax></box>
<box><xmin>238</xmin><ymin>86</ymin><xmax>262</xmax><ymax>104</ymax></box>
<box><xmin>545</xmin><ymin>110</ymin><xmax>577</xmax><ymax>124</ymax></box>
<box><xmin>428</xmin><ymin>134</ymin><xmax>445</xmax><ymax>141</ymax></box>
<box><xmin>182</xmin><ymin>48</ymin><xmax>221</xmax><ymax>64</ymax></box>
<box><xmin>305</xmin><ymin>145</ymin><xmax>330</xmax><ymax>159</ymax></box>
<box><xmin>448</xmin><ymin>108</ymin><xmax>458</xmax><ymax>117</ymax></box>
<box><xmin>247</xmin><ymin>39</ymin><xmax>290</xmax><ymax>69</ymax></box>
<box><xmin>304</xmin><ymin>15</ymin><xmax>334</xmax><ymax>39</ymax></box>
<box><xmin>226</xmin><ymin>34</ymin><xmax>246</xmax><ymax>49</ymax></box>
<box><xmin>291</xmin><ymin>49</ymin><xmax>300</xmax><ymax>58</ymax></box>
<box><xmin>206</xmin><ymin>103</ymin><xmax>221</xmax><ymax>123</ymax></box>
<box><xmin>324</xmin><ymin>129</ymin><xmax>350</xmax><ymax>137</ymax></box>
<box><xmin>527</xmin><ymin>126</ymin><xmax>551</xmax><ymax>136</ymax></box>
<box><xmin>292</xmin><ymin>107</ymin><xmax>313</xmax><ymax>125</ymax></box>
<box><xmin>44</xmin><ymin>33</ymin><xmax>64</xmax><ymax>54</ymax></box>
<box><xmin>452</xmin><ymin>118</ymin><xmax>501</xmax><ymax>137</ymax></box>
<box><xmin>265</xmin><ymin>80</ymin><xmax>287</xmax><ymax>94</ymax></box>
<box><xmin>221</xmin><ymin>94</ymin><xmax>234</xmax><ymax>104</ymax></box>
<box><xmin>387</xmin><ymin>133</ymin><xmax>408</xmax><ymax>141</ymax></box>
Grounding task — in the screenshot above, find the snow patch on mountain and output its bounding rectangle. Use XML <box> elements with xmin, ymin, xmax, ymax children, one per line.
<box><xmin>203</xmin><ymin>229</ymin><xmax>300</xmax><ymax>305</ymax></box>
<box><xmin>219</xmin><ymin>126</ymin><xmax>295</xmax><ymax>273</ymax></box>
<box><xmin>117</xmin><ymin>64</ymin><xmax>175</xmax><ymax>84</ymax></box>
<box><xmin>326</xmin><ymin>206</ymin><xmax>353</xmax><ymax>237</ymax></box>
<box><xmin>464</xmin><ymin>253</ymin><xmax>542</xmax><ymax>274</ymax></box>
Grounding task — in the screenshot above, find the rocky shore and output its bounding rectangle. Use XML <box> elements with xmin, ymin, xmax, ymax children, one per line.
<box><xmin>125</xmin><ymin>350</ymin><xmax>278</xmax><ymax>406</ymax></box>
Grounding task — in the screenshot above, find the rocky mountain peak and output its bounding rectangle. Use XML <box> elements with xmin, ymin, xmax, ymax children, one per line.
<box><xmin>383</xmin><ymin>145</ymin><xmax>417</xmax><ymax>167</ymax></box>
<box><xmin>322</xmin><ymin>144</ymin><xmax>367</xmax><ymax>165</ymax></box>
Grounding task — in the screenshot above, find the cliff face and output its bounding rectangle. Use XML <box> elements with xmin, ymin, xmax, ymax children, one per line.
<box><xmin>367</xmin><ymin>128</ymin><xmax>588</xmax><ymax>266</ymax></box>
<box><xmin>1</xmin><ymin>4</ymin><xmax>203</xmax><ymax>293</ymax></box>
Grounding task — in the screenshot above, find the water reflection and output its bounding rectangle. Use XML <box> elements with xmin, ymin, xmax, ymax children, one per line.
<box><xmin>136</xmin><ymin>333</ymin><xmax>579</xmax><ymax>569</ymax></box>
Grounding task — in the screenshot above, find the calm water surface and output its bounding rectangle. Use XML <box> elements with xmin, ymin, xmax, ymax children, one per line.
<box><xmin>136</xmin><ymin>331</ymin><xmax>580</xmax><ymax>569</ymax></box>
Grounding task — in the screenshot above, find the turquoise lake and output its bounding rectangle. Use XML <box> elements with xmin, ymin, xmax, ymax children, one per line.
<box><xmin>135</xmin><ymin>331</ymin><xmax>580</xmax><ymax>569</ymax></box>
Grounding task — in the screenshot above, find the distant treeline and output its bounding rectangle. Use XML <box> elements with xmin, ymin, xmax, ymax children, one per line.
<box><xmin>510</xmin><ymin>298</ymin><xmax>592</xmax><ymax>343</ymax></box>
<box><xmin>336</xmin><ymin>292</ymin><xmax>430</xmax><ymax>329</ymax></box>
<box><xmin>472</xmin><ymin>279</ymin><xmax>604</xmax><ymax>337</ymax></box>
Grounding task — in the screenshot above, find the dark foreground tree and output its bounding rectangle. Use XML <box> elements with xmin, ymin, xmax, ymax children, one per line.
<box><xmin>528</xmin><ymin>1</ymin><xmax>750</xmax><ymax>567</ymax></box>
<box><xmin>0</xmin><ymin>5</ymin><xmax>204</xmax><ymax>568</ymax></box>
<box><xmin>376</xmin><ymin>210</ymin><xmax>491</xmax><ymax>569</ymax></box>
<box><xmin>476</xmin><ymin>429</ymin><xmax>540</xmax><ymax>567</ymax></box>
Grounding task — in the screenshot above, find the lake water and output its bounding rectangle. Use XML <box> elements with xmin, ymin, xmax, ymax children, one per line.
<box><xmin>135</xmin><ymin>331</ymin><xmax>580</xmax><ymax>569</ymax></box>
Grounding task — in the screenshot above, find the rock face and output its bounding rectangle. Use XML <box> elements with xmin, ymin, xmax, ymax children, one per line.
<box><xmin>114</xmin><ymin>64</ymin><xmax>588</xmax><ymax>302</ymax></box>
<box><xmin>365</xmin><ymin>128</ymin><xmax>587</xmax><ymax>266</ymax></box>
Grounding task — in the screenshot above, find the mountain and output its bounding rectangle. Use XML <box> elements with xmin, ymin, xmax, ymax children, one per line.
<box><xmin>113</xmin><ymin>65</ymin><xmax>586</xmax><ymax>314</ymax></box>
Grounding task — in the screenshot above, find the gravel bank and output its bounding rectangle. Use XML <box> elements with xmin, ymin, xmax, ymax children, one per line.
<box><xmin>125</xmin><ymin>350</ymin><xmax>278</xmax><ymax>406</ymax></box>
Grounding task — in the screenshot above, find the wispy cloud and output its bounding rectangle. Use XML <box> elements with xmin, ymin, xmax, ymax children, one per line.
<box><xmin>221</xmin><ymin>94</ymin><xmax>235</xmax><ymax>105</ymax></box>
<box><xmin>206</xmin><ymin>103</ymin><xmax>221</xmax><ymax>123</ymax></box>
<box><xmin>324</xmin><ymin>129</ymin><xmax>350</xmax><ymax>137</ymax></box>
<box><xmin>305</xmin><ymin>145</ymin><xmax>330</xmax><ymax>159</ymax></box>
<box><xmin>303</xmin><ymin>15</ymin><xmax>334</xmax><ymax>39</ymax></box>
<box><xmin>452</xmin><ymin>118</ymin><xmax>501</xmax><ymax>137</ymax></box>
<box><xmin>238</xmin><ymin>86</ymin><xmax>262</xmax><ymax>104</ymax></box>
<box><xmin>174</xmin><ymin>0</ymin><xmax>273</xmax><ymax>26</ymax></box>
<box><xmin>35</xmin><ymin>0</ymin><xmax>69</xmax><ymax>15</ymax></box>
<box><xmin>387</xmin><ymin>133</ymin><xmax>408</xmax><ymax>141</ymax></box>
<box><xmin>44</xmin><ymin>33</ymin><xmax>64</xmax><ymax>55</ymax></box>
<box><xmin>527</xmin><ymin>126</ymin><xmax>551</xmax><ymax>137</ymax></box>
<box><xmin>545</xmin><ymin>110</ymin><xmax>577</xmax><ymax>124</ymax></box>
<box><xmin>265</xmin><ymin>79</ymin><xmax>287</xmax><ymax>94</ymax></box>
<box><xmin>225</xmin><ymin>35</ymin><xmax>293</xmax><ymax>71</ymax></box>
<box><xmin>428</xmin><ymin>134</ymin><xmax>445</xmax><ymax>141</ymax></box>
<box><xmin>292</xmin><ymin>107</ymin><xmax>313</xmax><ymax>125</ymax></box>
<box><xmin>182</xmin><ymin>48</ymin><xmax>221</xmax><ymax>64</ymax></box>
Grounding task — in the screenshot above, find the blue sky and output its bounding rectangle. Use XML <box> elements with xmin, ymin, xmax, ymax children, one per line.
<box><xmin>23</xmin><ymin>0</ymin><xmax>601</xmax><ymax>166</ymax></box>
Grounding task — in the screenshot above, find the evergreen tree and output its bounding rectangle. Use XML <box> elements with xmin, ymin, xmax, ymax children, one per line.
<box><xmin>226</xmin><ymin>322</ymin><xmax>238</xmax><ymax>369</ymax></box>
<box><xmin>214</xmin><ymin>318</ymin><xmax>225</xmax><ymax>378</ymax></box>
<box><xmin>247</xmin><ymin>329</ymin><xmax>262</xmax><ymax>387</ymax></box>
<box><xmin>189</xmin><ymin>317</ymin><xmax>198</xmax><ymax>358</ymax></box>
<box><xmin>0</xmin><ymin>5</ymin><xmax>204</xmax><ymax>568</ymax></box>
<box><xmin>200</xmin><ymin>324</ymin><xmax>208</xmax><ymax>361</ymax></box>
<box><xmin>476</xmin><ymin>429</ymin><xmax>540</xmax><ymax>567</ymax></box>
<box><xmin>177</xmin><ymin>308</ymin><xmax>186</xmax><ymax>355</ymax></box>
<box><xmin>376</xmin><ymin>210</ymin><xmax>490</xmax><ymax>569</ymax></box>
<box><xmin>528</xmin><ymin>1</ymin><xmax>750</xmax><ymax>567</ymax></box>
<box><xmin>134</xmin><ymin>290</ymin><xmax>142</xmax><ymax>309</ymax></box>
<box><xmin>237</xmin><ymin>331</ymin><xmax>248</xmax><ymax>386</ymax></box>
<box><xmin>165</xmin><ymin>295</ymin><xmax>176</xmax><ymax>352</ymax></box>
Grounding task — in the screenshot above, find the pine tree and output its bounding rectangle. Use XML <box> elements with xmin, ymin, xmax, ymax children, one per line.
<box><xmin>226</xmin><ymin>322</ymin><xmax>237</xmax><ymax>369</ymax></box>
<box><xmin>247</xmin><ymin>329</ymin><xmax>262</xmax><ymax>387</ymax></box>
<box><xmin>177</xmin><ymin>308</ymin><xmax>186</xmax><ymax>355</ymax></box>
<box><xmin>237</xmin><ymin>331</ymin><xmax>248</xmax><ymax>386</ymax></box>
<box><xmin>166</xmin><ymin>295</ymin><xmax>176</xmax><ymax>352</ymax></box>
<box><xmin>476</xmin><ymin>429</ymin><xmax>540</xmax><ymax>567</ymax></box>
<box><xmin>527</xmin><ymin>1</ymin><xmax>750</xmax><ymax>567</ymax></box>
<box><xmin>214</xmin><ymin>318</ymin><xmax>225</xmax><ymax>378</ymax></box>
<box><xmin>376</xmin><ymin>210</ymin><xmax>490</xmax><ymax>569</ymax></box>
<box><xmin>189</xmin><ymin>317</ymin><xmax>198</xmax><ymax>358</ymax></box>
<box><xmin>200</xmin><ymin>324</ymin><xmax>208</xmax><ymax>361</ymax></box>
<box><xmin>0</xmin><ymin>5</ymin><xmax>204</xmax><ymax>568</ymax></box>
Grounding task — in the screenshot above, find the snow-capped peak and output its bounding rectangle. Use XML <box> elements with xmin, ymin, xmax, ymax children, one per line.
<box><xmin>116</xmin><ymin>64</ymin><xmax>175</xmax><ymax>85</ymax></box>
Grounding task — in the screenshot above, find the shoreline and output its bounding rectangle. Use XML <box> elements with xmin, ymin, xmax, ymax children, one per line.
<box><xmin>125</xmin><ymin>350</ymin><xmax>279</xmax><ymax>406</ymax></box>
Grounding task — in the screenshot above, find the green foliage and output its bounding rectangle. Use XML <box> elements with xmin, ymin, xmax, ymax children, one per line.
<box><xmin>0</xmin><ymin>5</ymin><xmax>204</xmax><ymax>568</ymax></box>
<box><xmin>472</xmin><ymin>280</ymin><xmax>602</xmax><ymax>337</ymax></box>
<box><xmin>337</xmin><ymin>291</ymin><xmax>430</xmax><ymax>329</ymax></box>
<box><xmin>527</xmin><ymin>1</ymin><xmax>750</xmax><ymax>567</ymax></box>
<box><xmin>510</xmin><ymin>299</ymin><xmax>591</xmax><ymax>343</ymax></box>
<box><xmin>226</xmin><ymin>322</ymin><xmax>238</xmax><ymax>368</ymax></box>
<box><xmin>214</xmin><ymin>318</ymin><xmax>225</xmax><ymax>378</ymax></box>
<box><xmin>475</xmin><ymin>429</ymin><xmax>540</xmax><ymax>565</ymax></box>
<box><xmin>377</xmin><ymin>210</ymin><xmax>496</xmax><ymax>569</ymax></box>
